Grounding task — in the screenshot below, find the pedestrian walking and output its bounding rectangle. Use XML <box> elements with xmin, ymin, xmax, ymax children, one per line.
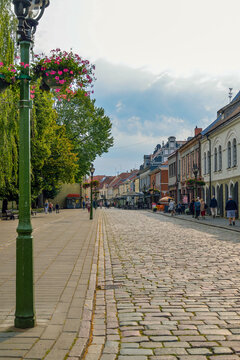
<box><xmin>210</xmin><ymin>195</ymin><xmax>218</xmax><ymax>218</ymax></box>
<box><xmin>168</xmin><ymin>199</ymin><xmax>175</xmax><ymax>216</ymax></box>
<box><xmin>189</xmin><ymin>199</ymin><xmax>195</xmax><ymax>218</ymax></box>
<box><xmin>44</xmin><ymin>200</ymin><xmax>49</xmax><ymax>214</ymax></box>
<box><xmin>225</xmin><ymin>195</ymin><xmax>238</xmax><ymax>226</ymax></box>
<box><xmin>176</xmin><ymin>202</ymin><xmax>182</xmax><ymax>215</ymax></box>
<box><xmin>82</xmin><ymin>200</ymin><xmax>85</xmax><ymax>209</ymax></box>
<box><xmin>86</xmin><ymin>201</ymin><xmax>90</xmax><ymax>213</ymax></box>
<box><xmin>55</xmin><ymin>203</ymin><xmax>60</xmax><ymax>214</ymax></box>
<box><xmin>200</xmin><ymin>198</ymin><xmax>206</xmax><ymax>219</ymax></box>
<box><xmin>195</xmin><ymin>197</ymin><xmax>201</xmax><ymax>219</ymax></box>
<box><xmin>48</xmin><ymin>202</ymin><xmax>53</xmax><ymax>213</ymax></box>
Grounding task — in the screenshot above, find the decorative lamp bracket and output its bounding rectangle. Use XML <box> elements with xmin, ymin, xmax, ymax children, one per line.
<box><xmin>12</xmin><ymin>0</ymin><xmax>49</xmax><ymax>43</ymax></box>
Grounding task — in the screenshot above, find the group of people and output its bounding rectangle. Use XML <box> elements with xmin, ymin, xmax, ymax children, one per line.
<box><xmin>44</xmin><ymin>200</ymin><xmax>59</xmax><ymax>214</ymax></box>
<box><xmin>168</xmin><ymin>194</ymin><xmax>238</xmax><ymax>226</ymax></box>
<box><xmin>82</xmin><ymin>200</ymin><xmax>91</xmax><ymax>212</ymax></box>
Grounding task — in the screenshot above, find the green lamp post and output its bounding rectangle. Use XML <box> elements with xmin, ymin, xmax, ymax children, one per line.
<box><xmin>192</xmin><ymin>163</ymin><xmax>199</xmax><ymax>219</ymax></box>
<box><xmin>90</xmin><ymin>164</ymin><xmax>95</xmax><ymax>220</ymax></box>
<box><xmin>12</xmin><ymin>0</ymin><xmax>50</xmax><ymax>329</ymax></box>
<box><xmin>152</xmin><ymin>180</ymin><xmax>155</xmax><ymax>204</ymax></box>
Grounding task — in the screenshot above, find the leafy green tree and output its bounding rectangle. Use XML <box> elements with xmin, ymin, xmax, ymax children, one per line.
<box><xmin>31</xmin><ymin>84</ymin><xmax>78</xmax><ymax>202</ymax></box>
<box><xmin>56</xmin><ymin>90</ymin><xmax>114</xmax><ymax>177</ymax></box>
<box><xmin>0</xmin><ymin>0</ymin><xmax>19</xmax><ymax>211</ymax></box>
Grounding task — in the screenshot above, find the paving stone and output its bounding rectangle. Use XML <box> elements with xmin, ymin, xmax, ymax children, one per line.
<box><xmin>120</xmin><ymin>348</ymin><xmax>153</xmax><ymax>355</ymax></box>
<box><xmin>187</xmin><ymin>348</ymin><xmax>212</xmax><ymax>355</ymax></box>
<box><xmin>150</xmin><ymin>357</ymin><xmax>177</xmax><ymax>360</ymax></box>
<box><xmin>209</xmin><ymin>356</ymin><xmax>240</xmax><ymax>360</ymax></box>
<box><xmin>100</xmin><ymin>355</ymin><xmax>117</xmax><ymax>360</ymax></box>
<box><xmin>154</xmin><ymin>347</ymin><xmax>188</xmax><ymax>355</ymax></box>
<box><xmin>24</xmin><ymin>340</ymin><xmax>55</xmax><ymax>359</ymax></box>
<box><xmin>140</xmin><ymin>342</ymin><xmax>163</xmax><ymax>348</ymax></box>
<box><xmin>212</xmin><ymin>347</ymin><xmax>234</xmax><ymax>354</ymax></box>
<box><xmin>150</xmin><ymin>336</ymin><xmax>178</xmax><ymax>342</ymax></box>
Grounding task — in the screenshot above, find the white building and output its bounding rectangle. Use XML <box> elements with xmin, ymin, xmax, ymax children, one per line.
<box><xmin>201</xmin><ymin>92</ymin><xmax>240</xmax><ymax>217</ymax></box>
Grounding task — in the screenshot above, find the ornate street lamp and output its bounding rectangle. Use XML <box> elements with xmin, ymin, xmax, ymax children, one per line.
<box><xmin>12</xmin><ymin>0</ymin><xmax>50</xmax><ymax>329</ymax></box>
<box><xmin>143</xmin><ymin>184</ymin><xmax>146</xmax><ymax>208</ymax></box>
<box><xmin>192</xmin><ymin>163</ymin><xmax>198</xmax><ymax>218</ymax></box>
<box><xmin>90</xmin><ymin>164</ymin><xmax>95</xmax><ymax>220</ymax></box>
<box><xmin>152</xmin><ymin>180</ymin><xmax>155</xmax><ymax>204</ymax></box>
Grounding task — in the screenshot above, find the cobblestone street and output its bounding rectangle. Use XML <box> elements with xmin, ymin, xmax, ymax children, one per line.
<box><xmin>86</xmin><ymin>209</ymin><xmax>240</xmax><ymax>360</ymax></box>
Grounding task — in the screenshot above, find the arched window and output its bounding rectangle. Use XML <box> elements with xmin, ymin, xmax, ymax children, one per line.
<box><xmin>204</xmin><ymin>152</ymin><xmax>206</xmax><ymax>175</ymax></box>
<box><xmin>207</xmin><ymin>151</ymin><xmax>211</xmax><ymax>174</ymax></box>
<box><xmin>228</xmin><ymin>141</ymin><xmax>231</xmax><ymax>168</ymax></box>
<box><xmin>214</xmin><ymin>147</ymin><xmax>217</xmax><ymax>172</ymax></box>
<box><xmin>233</xmin><ymin>138</ymin><xmax>237</xmax><ymax>166</ymax></box>
<box><xmin>218</xmin><ymin>145</ymin><xmax>222</xmax><ymax>170</ymax></box>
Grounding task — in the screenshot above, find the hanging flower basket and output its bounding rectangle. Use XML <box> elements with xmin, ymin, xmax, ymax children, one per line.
<box><xmin>186</xmin><ymin>179</ymin><xmax>206</xmax><ymax>187</ymax></box>
<box><xmin>0</xmin><ymin>62</ymin><xmax>21</xmax><ymax>93</ymax></box>
<box><xmin>32</xmin><ymin>49</ymin><xmax>95</xmax><ymax>97</ymax></box>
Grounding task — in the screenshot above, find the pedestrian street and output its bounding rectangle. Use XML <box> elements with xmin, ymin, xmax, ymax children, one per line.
<box><xmin>86</xmin><ymin>209</ymin><xmax>240</xmax><ymax>360</ymax></box>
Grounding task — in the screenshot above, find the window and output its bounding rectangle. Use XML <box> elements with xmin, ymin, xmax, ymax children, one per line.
<box><xmin>204</xmin><ymin>152</ymin><xmax>207</xmax><ymax>175</ymax></box>
<box><xmin>207</xmin><ymin>151</ymin><xmax>211</xmax><ymax>174</ymax></box>
<box><xmin>233</xmin><ymin>138</ymin><xmax>237</xmax><ymax>166</ymax></box>
<box><xmin>214</xmin><ymin>147</ymin><xmax>217</xmax><ymax>172</ymax></box>
<box><xmin>228</xmin><ymin>141</ymin><xmax>231</xmax><ymax>168</ymax></box>
<box><xmin>218</xmin><ymin>145</ymin><xmax>222</xmax><ymax>170</ymax></box>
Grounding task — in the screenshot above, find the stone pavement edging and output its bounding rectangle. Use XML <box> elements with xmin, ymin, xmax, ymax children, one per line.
<box><xmin>67</xmin><ymin>215</ymin><xmax>101</xmax><ymax>360</ymax></box>
<box><xmin>79</xmin><ymin>212</ymin><xmax>120</xmax><ymax>360</ymax></box>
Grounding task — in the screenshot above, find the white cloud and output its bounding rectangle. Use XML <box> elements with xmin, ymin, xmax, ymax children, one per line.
<box><xmin>116</xmin><ymin>101</ymin><xmax>123</xmax><ymax>112</ymax></box>
<box><xmin>32</xmin><ymin>1</ymin><xmax>240</xmax><ymax>176</ymax></box>
<box><xmin>35</xmin><ymin>0</ymin><xmax>240</xmax><ymax>77</ymax></box>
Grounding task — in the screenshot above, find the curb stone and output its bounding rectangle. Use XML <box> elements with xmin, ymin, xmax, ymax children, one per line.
<box><xmin>67</xmin><ymin>216</ymin><xmax>101</xmax><ymax>359</ymax></box>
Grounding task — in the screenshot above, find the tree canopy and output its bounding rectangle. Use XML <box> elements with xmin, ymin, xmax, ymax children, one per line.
<box><xmin>56</xmin><ymin>90</ymin><xmax>114</xmax><ymax>177</ymax></box>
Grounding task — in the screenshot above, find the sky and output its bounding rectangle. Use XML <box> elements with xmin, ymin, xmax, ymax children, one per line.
<box><xmin>34</xmin><ymin>0</ymin><xmax>240</xmax><ymax>175</ymax></box>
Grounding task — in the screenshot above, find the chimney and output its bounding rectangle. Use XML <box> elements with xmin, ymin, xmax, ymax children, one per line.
<box><xmin>194</xmin><ymin>126</ymin><xmax>202</xmax><ymax>136</ymax></box>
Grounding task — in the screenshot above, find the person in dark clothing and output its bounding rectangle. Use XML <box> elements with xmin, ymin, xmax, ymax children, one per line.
<box><xmin>194</xmin><ymin>197</ymin><xmax>201</xmax><ymax>219</ymax></box>
<box><xmin>189</xmin><ymin>199</ymin><xmax>195</xmax><ymax>218</ymax></box>
<box><xmin>176</xmin><ymin>203</ymin><xmax>182</xmax><ymax>215</ymax></box>
<box><xmin>225</xmin><ymin>195</ymin><xmax>238</xmax><ymax>226</ymax></box>
<box><xmin>55</xmin><ymin>203</ymin><xmax>59</xmax><ymax>213</ymax></box>
<box><xmin>210</xmin><ymin>195</ymin><xmax>218</xmax><ymax>218</ymax></box>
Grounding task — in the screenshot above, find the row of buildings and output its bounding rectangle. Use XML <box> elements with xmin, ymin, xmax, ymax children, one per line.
<box><xmin>56</xmin><ymin>91</ymin><xmax>240</xmax><ymax>218</ymax></box>
<box><xmin>87</xmin><ymin>91</ymin><xmax>240</xmax><ymax>217</ymax></box>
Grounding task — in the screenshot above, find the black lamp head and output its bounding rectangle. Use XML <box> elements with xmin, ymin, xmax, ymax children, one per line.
<box><xmin>12</xmin><ymin>0</ymin><xmax>50</xmax><ymax>42</ymax></box>
<box><xmin>90</xmin><ymin>164</ymin><xmax>95</xmax><ymax>176</ymax></box>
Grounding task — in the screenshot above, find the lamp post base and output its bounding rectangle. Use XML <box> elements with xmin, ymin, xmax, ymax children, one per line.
<box><xmin>14</xmin><ymin>316</ymin><xmax>35</xmax><ymax>329</ymax></box>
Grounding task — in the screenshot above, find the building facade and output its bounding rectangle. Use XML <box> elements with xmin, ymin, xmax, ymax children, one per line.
<box><xmin>201</xmin><ymin>93</ymin><xmax>240</xmax><ymax>217</ymax></box>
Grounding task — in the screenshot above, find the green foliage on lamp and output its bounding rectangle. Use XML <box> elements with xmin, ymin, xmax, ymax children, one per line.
<box><xmin>82</xmin><ymin>182</ymin><xmax>90</xmax><ymax>189</ymax></box>
<box><xmin>186</xmin><ymin>178</ymin><xmax>205</xmax><ymax>186</ymax></box>
<box><xmin>91</xmin><ymin>180</ymin><xmax>100</xmax><ymax>188</ymax></box>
